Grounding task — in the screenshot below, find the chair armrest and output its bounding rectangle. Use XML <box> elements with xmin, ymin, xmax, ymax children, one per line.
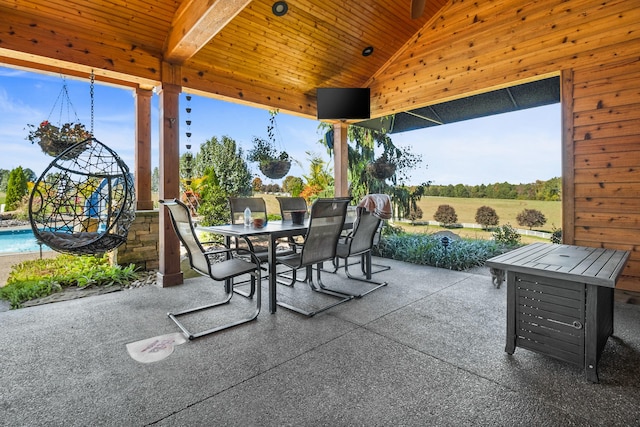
<box><xmin>204</xmin><ymin>247</ymin><xmax>262</xmax><ymax>269</ymax></box>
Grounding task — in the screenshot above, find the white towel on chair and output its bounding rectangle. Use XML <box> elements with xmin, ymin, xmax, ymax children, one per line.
<box><xmin>357</xmin><ymin>194</ymin><xmax>392</xmax><ymax>220</ymax></box>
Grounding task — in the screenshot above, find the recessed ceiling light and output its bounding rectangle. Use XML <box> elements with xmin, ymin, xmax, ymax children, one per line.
<box><xmin>362</xmin><ymin>46</ymin><xmax>374</xmax><ymax>57</ymax></box>
<box><xmin>272</xmin><ymin>1</ymin><xmax>288</xmax><ymax>16</ymax></box>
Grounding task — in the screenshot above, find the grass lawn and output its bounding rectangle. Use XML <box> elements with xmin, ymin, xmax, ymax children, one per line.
<box><xmin>258</xmin><ymin>193</ymin><xmax>559</xmax><ymax>245</ymax></box>
<box><xmin>416</xmin><ymin>196</ymin><xmax>561</xmax><ymax>233</ymax></box>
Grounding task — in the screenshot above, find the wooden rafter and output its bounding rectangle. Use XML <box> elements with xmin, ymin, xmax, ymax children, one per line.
<box><xmin>164</xmin><ymin>0</ymin><xmax>252</xmax><ymax>64</ymax></box>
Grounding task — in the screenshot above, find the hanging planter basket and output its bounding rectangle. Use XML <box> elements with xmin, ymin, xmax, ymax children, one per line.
<box><xmin>366</xmin><ymin>161</ymin><xmax>396</xmax><ymax>180</ymax></box>
<box><xmin>27</xmin><ymin>121</ymin><xmax>92</xmax><ymax>160</ymax></box>
<box><xmin>260</xmin><ymin>159</ymin><xmax>291</xmax><ymax>179</ymax></box>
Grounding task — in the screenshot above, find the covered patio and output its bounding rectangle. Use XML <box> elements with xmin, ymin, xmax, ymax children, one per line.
<box><xmin>1</xmin><ymin>260</ymin><xmax>639</xmax><ymax>425</ymax></box>
<box><xmin>2</xmin><ymin>0</ymin><xmax>640</xmax><ymax>294</ymax></box>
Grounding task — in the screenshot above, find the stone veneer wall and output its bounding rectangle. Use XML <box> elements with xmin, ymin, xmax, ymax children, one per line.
<box><xmin>110</xmin><ymin>210</ymin><xmax>159</xmax><ymax>271</ymax></box>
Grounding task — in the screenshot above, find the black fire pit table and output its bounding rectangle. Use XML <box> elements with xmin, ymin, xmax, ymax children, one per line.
<box><xmin>486</xmin><ymin>243</ymin><xmax>630</xmax><ymax>383</ymax></box>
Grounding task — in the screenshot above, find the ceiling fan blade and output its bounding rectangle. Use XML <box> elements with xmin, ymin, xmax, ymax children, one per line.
<box><xmin>411</xmin><ymin>0</ymin><xmax>426</xmax><ymax>19</ymax></box>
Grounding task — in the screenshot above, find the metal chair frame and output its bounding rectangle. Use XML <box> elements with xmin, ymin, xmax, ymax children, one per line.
<box><xmin>275</xmin><ymin>196</ymin><xmax>310</xmax><ymax>283</ymax></box>
<box><xmin>229</xmin><ymin>197</ymin><xmax>296</xmax><ymax>291</ymax></box>
<box><xmin>275</xmin><ymin>198</ymin><xmax>353</xmax><ymax>316</ymax></box>
<box><xmin>160</xmin><ymin>199</ymin><xmax>262</xmax><ymax>340</ymax></box>
<box><xmin>328</xmin><ymin>207</ymin><xmax>388</xmax><ymax>297</ymax></box>
<box><xmin>331</xmin><ymin>219</ymin><xmax>391</xmax><ymax>276</ymax></box>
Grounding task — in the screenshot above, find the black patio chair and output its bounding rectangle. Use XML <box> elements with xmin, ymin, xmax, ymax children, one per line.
<box><xmin>229</xmin><ymin>197</ymin><xmax>295</xmax><ymax>289</ymax></box>
<box><xmin>276</xmin><ymin>196</ymin><xmax>308</xmax><ymax>276</ymax></box>
<box><xmin>328</xmin><ymin>207</ymin><xmax>388</xmax><ymax>297</ymax></box>
<box><xmin>160</xmin><ymin>199</ymin><xmax>262</xmax><ymax>340</ymax></box>
<box><xmin>228</xmin><ymin>197</ymin><xmax>270</xmax><ymax>262</ymax></box>
<box><xmin>275</xmin><ymin>198</ymin><xmax>353</xmax><ymax>316</ymax></box>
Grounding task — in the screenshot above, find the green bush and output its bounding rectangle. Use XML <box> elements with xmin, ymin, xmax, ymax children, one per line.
<box><xmin>5</xmin><ymin>167</ymin><xmax>28</xmax><ymax>211</ymax></box>
<box><xmin>550</xmin><ymin>225</ymin><xmax>562</xmax><ymax>244</ymax></box>
<box><xmin>0</xmin><ymin>254</ymin><xmax>139</xmax><ymax>309</ymax></box>
<box><xmin>492</xmin><ymin>223</ymin><xmax>521</xmax><ymax>246</ymax></box>
<box><xmin>374</xmin><ymin>231</ymin><xmax>514</xmax><ymax>271</ymax></box>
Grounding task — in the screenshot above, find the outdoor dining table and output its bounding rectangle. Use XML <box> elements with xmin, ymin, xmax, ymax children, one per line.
<box><xmin>200</xmin><ymin>216</ymin><xmax>358</xmax><ymax>314</ymax></box>
<box><xmin>486</xmin><ymin>242</ymin><xmax>630</xmax><ymax>382</ymax></box>
<box><xmin>198</xmin><ymin>220</ymin><xmax>308</xmax><ymax>313</ymax></box>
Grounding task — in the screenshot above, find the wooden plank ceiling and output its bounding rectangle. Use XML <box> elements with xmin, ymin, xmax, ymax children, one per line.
<box><xmin>0</xmin><ymin>0</ymin><xmax>448</xmax><ymax>119</ymax></box>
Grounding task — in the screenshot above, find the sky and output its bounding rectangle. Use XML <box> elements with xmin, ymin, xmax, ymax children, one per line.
<box><xmin>0</xmin><ymin>66</ymin><xmax>561</xmax><ymax>186</ymax></box>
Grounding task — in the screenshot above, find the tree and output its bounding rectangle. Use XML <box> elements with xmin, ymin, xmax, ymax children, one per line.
<box><xmin>0</xmin><ymin>168</ymin><xmax>10</xmax><ymax>192</ymax></box>
<box><xmin>252</xmin><ymin>177</ymin><xmax>263</xmax><ymax>192</ymax></box>
<box><xmin>282</xmin><ymin>175</ymin><xmax>304</xmax><ymax>196</ymax></box>
<box><xmin>22</xmin><ymin>168</ymin><xmax>37</xmax><ymax>183</ymax></box>
<box><xmin>318</xmin><ymin>122</ymin><xmax>422</xmax><ymax>205</ymax></box>
<box><xmin>5</xmin><ymin>167</ymin><xmax>28</xmax><ymax>211</ymax></box>
<box><xmin>475</xmin><ymin>206</ymin><xmax>499</xmax><ymax>230</ymax></box>
<box><xmin>195</xmin><ymin>135</ymin><xmax>252</xmax><ymax>197</ymax></box>
<box><xmin>196</xmin><ymin>166</ymin><xmax>229</xmax><ymax>226</ymax></box>
<box><xmin>434</xmin><ymin>204</ymin><xmax>458</xmax><ymax>227</ymax></box>
<box><xmin>151</xmin><ymin>167</ymin><xmax>159</xmax><ymax>192</ymax></box>
<box><xmin>516</xmin><ymin>208</ymin><xmax>547</xmax><ymax>230</ymax></box>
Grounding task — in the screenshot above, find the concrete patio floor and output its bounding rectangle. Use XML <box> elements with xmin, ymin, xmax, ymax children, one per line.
<box><xmin>1</xmin><ymin>258</ymin><xmax>639</xmax><ymax>426</ymax></box>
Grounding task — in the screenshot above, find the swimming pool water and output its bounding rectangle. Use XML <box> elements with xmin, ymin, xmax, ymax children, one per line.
<box><xmin>0</xmin><ymin>229</ymin><xmax>52</xmax><ymax>254</ymax></box>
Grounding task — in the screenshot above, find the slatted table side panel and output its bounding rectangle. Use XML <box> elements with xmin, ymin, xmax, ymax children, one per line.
<box><xmin>591</xmin><ymin>285</ymin><xmax>614</xmax><ymax>362</ymax></box>
<box><xmin>515</xmin><ymin>274</ymin><xmax>585</xmax><ymax>367</ymax></box>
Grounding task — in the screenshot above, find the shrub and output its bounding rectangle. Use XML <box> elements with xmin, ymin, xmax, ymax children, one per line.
<box><xmin>550</xmin><ymin>225</ymin><xmax>562</xmax><ymax>244</ymax></box>
<box><xmin>475</xmin><ymin>205</ymin><xmax>499</xmax><ymax>229</ymax></box>
<box><xmin>282</xmin><ymin>176</ymin><xmax>304</xmax><ymax>197</ymax></box>
<box><xmin>492</xmin><ymin>223</ymin><xmax>521</xmax><ymax>246</ymax></box>
<box><xmin>5</xmin><ymin>167</ymin><xmax>28</xmax><ymax>211</ymax></box>
<box><xmin>406</xmin><ymin>206</ymin><xmax>423</xmax><ymax>222</ymax></box>
<box><xmin>374</xmin><ymin>231</ymin><xmax>509</xmax><ymax>271</ymax></box>
<box><xmin>516</xmin><ymin>208</ymin><xmax>547</xmax><ymax>230</ymax></box>
<box><xmin>0</xmin><ymin>254</ymin><xmax>139</xmax><ymax>309</ymax></box>
<box><xmin>434</xmin><ymin>204</ymin><xmax>458</xmax><ymax>226</ymax></box>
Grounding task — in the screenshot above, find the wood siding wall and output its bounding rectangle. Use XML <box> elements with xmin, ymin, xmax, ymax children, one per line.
<box><xmin>568</xmin><ymin>58</ymin><xmax>640</xmax><ymax>292</ymax></box>
<box><xmin>369</xmin><ymin>0</ymin><xmax>640</xmax><ymax>292</ymax></box>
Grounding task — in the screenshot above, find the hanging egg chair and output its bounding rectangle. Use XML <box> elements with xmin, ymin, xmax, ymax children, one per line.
<box><xmin>29</xmin><ymin>137</ymin><xmax>136</xmax><ymax>255</ymax></box>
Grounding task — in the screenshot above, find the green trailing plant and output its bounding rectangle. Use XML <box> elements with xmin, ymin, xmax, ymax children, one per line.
<box><xmin>247</xmin><ymin>110</ymin><xmax>291</xmax><ymax>179</ymax></box>
<box><xmin>0</xmin><ymin>254</ymin><xmax>139</xmax><ymax>309</ymax></box>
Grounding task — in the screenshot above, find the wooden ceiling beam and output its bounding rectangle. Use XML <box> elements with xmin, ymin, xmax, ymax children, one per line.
<box><xmin>164</xmin><ymin>0</ymin><xmax>252</xmax><ymax>64</ymax></box>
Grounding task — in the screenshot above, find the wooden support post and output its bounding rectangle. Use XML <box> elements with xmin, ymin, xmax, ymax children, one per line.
<box><xmin>333</xmin><ymin>122</ymin><xmax>349</xmax><ymax>198</ymax></box>
<box><xmin>157</xmin><ymin>74</ymin><xmax>183</xmax><ymax>287</ymax></box>
<box><xmin>561</xmin><ymin>69</ymin><xmax>575</xmax><ymax>245</ymax></box>
<box><xmin>134</xmin><ymin>86</ymin><xmax>154</xmax><ymax>211</ymax></box>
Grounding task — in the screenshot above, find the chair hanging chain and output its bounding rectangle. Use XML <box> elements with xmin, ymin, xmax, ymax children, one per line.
<box><xmin>90</xmin><ymin>71</ymin><xmax>95</xmax><ymax>136</ymax></box>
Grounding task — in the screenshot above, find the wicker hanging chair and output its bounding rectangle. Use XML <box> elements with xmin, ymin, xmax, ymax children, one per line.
<box><xmin>29</xmin><ymin>138</ymin><xmax>136</xmax><ymax>255</ymax></box>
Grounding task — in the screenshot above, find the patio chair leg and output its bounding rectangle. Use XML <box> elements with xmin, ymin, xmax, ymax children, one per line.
<box><xmin>322</xmin><ymin>256</ymin><xmax>359</xmax><ymax>274</ymax></box>
<box><xmin>361</xmin><ymin>253</ymin><xmax>391</xmax><ymax>276</ymax></box>
<box><xmin>320</xmin><ymin>253</ymin><xmax>388</xmax><ymax>298</ymax></box>
<box><xmin>168</xmin><ymin>271</ymin><xmax>261</xmax><ymax>340</ymax></box>
<box><xmin>232</xmin><ymin>275</ymin><xmax>257</xmax><ymax>298</ymax></box>
<box><xmin>276</xmin><ymin>264</ymin><xmax>353</xmax><ymax>317</ymax></box>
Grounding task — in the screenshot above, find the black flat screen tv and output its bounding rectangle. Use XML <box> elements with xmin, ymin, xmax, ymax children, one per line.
<box><xmin>316</xmin><ymin>87</ymin><xmax>370</xmax><ymax>120</ymax></box>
